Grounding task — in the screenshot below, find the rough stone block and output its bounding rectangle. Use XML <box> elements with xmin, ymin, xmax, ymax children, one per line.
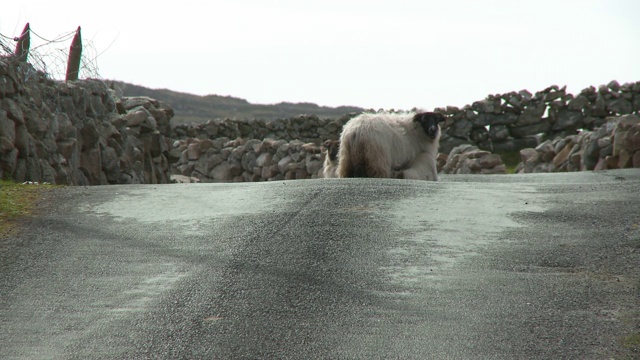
<box><xmin>617</xmin><ymin>149</ymin><xmax>632</xmax><ymax>168</ymax></box>
<box><xmin>515</xmin><ymin>102</ymin><xmax>546</xmax><ymax>126</ymax></box>
<box><xmin>567</xmin><ymin>94</ymin><xmax>590</xmax><ymax>111</ymax></box>
<box><xmin>1</xmin><ymin>98</ymin><xmax>25</xmax><ymax>124</ymax></box>
<box><xmin>0</xmin><ymin>110</ymin><xmax>15</xmax><ymax>142</ymax></box>
<box><xmin>14</xmin><ymin>125</ymin><xmax>33</xmax><ymax>158</ymax></box>
<box><xmin>625</xmin><ymin>126</ymin><xmax>640</xmax><ymax>153</ymax></box>
<box><xmin>480</xmin><ymin>164</ymin><xmax>506</xmax><ymax>174</ymax></box>
<box><xmin>210</xmin><ymin>161</ymin><xmax>231</xmax><ymax>182</ymax></box>
<box><xmin>478</xmin><ymin>153</ymin><xmax>503</xmax><ymax>168</ymax></box>
<box><xmin>488</xmin><ymin>125</ymin><xmax>510</xmax><ymax>142</ymax></box>
<box><xmin>632</xmin><ymin>151</ymin><xmax>640</xmax><ymax>168</ymax></box>
<box><xmin>613</xmin><ymin>115</ymin><xmax>640</xmax><ymax>156</ymax></box>
<box><xmin>0</xmin><ymin>147</ymin><xmax>18</xmax><ymax>176</ymax></box>
<box><xmin>519</xmin><ymin>148</ymin><xmax>538</xmax><ymax>164</ymax></box>
<box><xmin>551</xmin><ymin>110</ymin><xmax>584</xmax><ymax>131</ymax></box>
<box><xmin>0</xmin><ymin>134</ymin><xmax>14</xmax><ymax>153</ymax></box>
<box><xmin>124</xmin><ymin>107</ymin><xmax>149</xmax><ymax>127</ymax></box>
<box><xmin>509</xmin><ymin>121</ymin><xmax>551</xmax><ymax>138</ymax></box>
<box><xmin>552</xmin><ymin>143</ymin><xmax>574</xmax><ymax>168</ymax></box>
<box><xmin>607</xmin><ymin>98</ymin><xmax>633</xmax><ymax>115</ymax></box>
<box><xmin>79</xmin><ymin>147</ymin><xmax>102</xmax><ymax>184</ymax></box>
<box><xmin>447</xmin><ymin>118</ymin><xmax>473</xmax><ymax>139</ymax></box>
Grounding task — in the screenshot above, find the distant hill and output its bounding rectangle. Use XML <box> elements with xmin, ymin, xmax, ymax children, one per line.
<box><xmin>111</xmin><ymin>81</ymin><xmax>365</xmax><ymax>125</ymax></box>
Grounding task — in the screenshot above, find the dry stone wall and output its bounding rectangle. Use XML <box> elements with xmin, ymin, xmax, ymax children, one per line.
<box><xmin>170</xmin><ymin>81</ymin><xmax>640</xmax><ymax>156</ymax></box>
<box><xmin>0</xmin><ymin>57</ymin><xmax>173</xmax><ymax>185</ymax></box>
<box><xmin>439</xmin><ymin>145</ymin><xmax>507</xmax><ymax>175</ymax></box>
<box><xmin>516</xmin><ymin>114</ymin><xmax>640</xmax><ymax>173</ymax></box>
<box><xmin>170</xmin><ymin>137</ymin><xmax>326</xmax><ymax>183</ymax></box>
<box><xmin>171</xmin><ymin>115</ymin><xmax>639</xmax><ymax>181</ymax></box>
<box><xmin>171</xmin><ymin>114</ymin><xmax>352</xmax><ymax>145</ymax></box>
<box><xmin>170</xmin><ymin>84</ymin><xmax>640</xmax><ymax>180</ymax></box>
<box><xmin>1</xmin><ymin>56</ymin><xmax>638</xmax><ymax>184</ymax></box>
<box><xmin>435</xmin><ymin>81</ymin><xmax>640</xmax><ymax>154</ymax></box>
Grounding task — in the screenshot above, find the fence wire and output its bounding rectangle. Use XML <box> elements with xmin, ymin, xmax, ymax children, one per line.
<box><xmin>0</xmin><ymin>25</ymin><xmax>101</xmax><ymax>81</ymax></box>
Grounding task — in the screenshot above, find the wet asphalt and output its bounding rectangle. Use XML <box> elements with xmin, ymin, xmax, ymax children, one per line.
<box><xmin>0</xmin><ymin>169</ymin><xmax>639</xmax><ymax>359</ymax></box>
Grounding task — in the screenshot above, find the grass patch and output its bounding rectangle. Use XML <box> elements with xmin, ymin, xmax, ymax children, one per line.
<box><xmin>622</xmin><ymin>333</ymin><xmax>640</xmax><ymax>353</ymax></box>
<box><xmin>496</xmin><ymin>151</ymin><xmax>522</xmax><ymax>174</ymax></box>
<box><xmin>0</xmin><ymin>180</ymin><xmax>57</xmax><ymax>236</ymax></box>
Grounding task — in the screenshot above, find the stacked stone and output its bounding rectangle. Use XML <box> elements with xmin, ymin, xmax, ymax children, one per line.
<box><xmin>171</xmin><ymin>114</ymin><xmax>352</xmax><ymax>145</ymax></box>
<box><xmin>169</xmin><ymin>81</ymin><xmax>640</xmax><ymax>157</ymax></box>
<box><xmin>439</xmin><ymin>144</ymin><xmax>507</xmax><ymax>175</ymax></box>
<box><xmin>517</xmin><ymin>136</ymin><xmax>584</xmax><ymax>173</ymax></box>
<box><xmin>113</xmin><ymin>96</ymin><xmax>174</xmax><ymax>184</ymax></box>
<box><xmin>0</xmin><ymin>57</ymin><xmax>173</xmax><ymax>185</ymax></box>
<box><xmin>436</xmin><ymin>81</ymin><xmax>640</xmax><ymax>154</ymax></box>
<box><xmin>170</xmin><ymin>137</ymin><xmax>325</xmax><ymax>182</ymax></box>
<box><xmin>3</xmin><ymin>54</ymin><xmax>638</xmax><ymax>183</ymax></box>
<box><xmin>516</xmin><ymin>114</ymin><xmax>640</xmax><ymax>173</ymax></box>
<box><xmin>609</xmin><ymin>115</ymin><xmax>640</xmax><ymax>169</ymax></box>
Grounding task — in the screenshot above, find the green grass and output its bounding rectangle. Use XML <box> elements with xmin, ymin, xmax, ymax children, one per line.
<box><xmin>0</xmin><ymin>180</ymin><xmax>57</xmax><ymax>236</ymax></box>
<box><xmin>622</xmin><ymin>333</ymin><xmax>640</xmax><ymax>350</ymax></box>
<box><xmin>496</xmin><ymin>151</ymin><xmax>522</xmax><ymax>174</ymax></box>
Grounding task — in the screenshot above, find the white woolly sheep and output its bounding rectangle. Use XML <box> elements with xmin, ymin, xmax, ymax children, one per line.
<box><xmin>337</xmin><ymin>112</ymin><xmax>444</xmax><ymax>180</ymax></box>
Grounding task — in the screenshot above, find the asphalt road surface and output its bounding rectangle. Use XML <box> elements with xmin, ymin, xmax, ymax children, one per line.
<box><xmin>1</xmin><ymin>170</ymin><xmax>639</xmax><ymax>359</ymax></box>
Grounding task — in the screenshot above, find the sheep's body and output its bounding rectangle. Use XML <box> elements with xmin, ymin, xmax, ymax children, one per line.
<box><xmin>321</xmin><ymin>139</ymin><xmax>339</xmax><ymax>178</ymax></box>
<box><xmin>337</xmin><ymin>112</ymin><xmax>442</xmax><ymax>181</ymax></box>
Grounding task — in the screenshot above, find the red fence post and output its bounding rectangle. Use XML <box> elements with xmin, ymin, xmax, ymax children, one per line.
<box><xmin>14</xmin><ymin>23</ymin><xmax>31</xmax><ymax>62</ymax></box>
<box><xmin>66</xmin><ymin>26</ymin><xmax>82</xmax><ymax>81</ymax></box>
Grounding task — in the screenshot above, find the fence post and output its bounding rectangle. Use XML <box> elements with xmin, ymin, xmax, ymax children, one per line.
<box><xmin>66</xmin><ymin>26</ymin><xmax>82</xmax><ymax>81</ymax></box>
<box><xmin>14</xmin><ymin>23</ymin><xmax>30</xmax><ymax>62</ymax></box>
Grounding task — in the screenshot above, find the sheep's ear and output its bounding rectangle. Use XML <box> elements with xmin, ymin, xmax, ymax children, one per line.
<box><xmin>412</xmin><ymin>113</ymin><xmax>425</xmax><ymax>123</ymax></box>
<box><xmin>323</xmin><ymin>140</ymin><xmax>331</xmax><ymax>147</ymax></box>
<box><xmin>415</xmin><ymin>112</ymin><xmax>446</xmax><ymax>123</ymax></box>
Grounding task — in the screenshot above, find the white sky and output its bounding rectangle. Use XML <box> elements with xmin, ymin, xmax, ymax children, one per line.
<box><xmin>1</xmin><ymin>0</ymin><xmax>639</xmax><ymax>110</ymax></box>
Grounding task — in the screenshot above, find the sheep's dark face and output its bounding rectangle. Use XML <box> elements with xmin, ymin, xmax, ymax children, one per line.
<box><xmin>323</xmin><ymin>140</ymin><xmax>339</xmax><ymax>161</ymax></box>
<box><xmin>413</xmin><ymin>112</ymin><xmax>445</xmax><ymax>139</ymax></box>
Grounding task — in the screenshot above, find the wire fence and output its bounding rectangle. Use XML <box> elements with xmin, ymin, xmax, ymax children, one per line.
<box><xmin>0</xmin><ymin>23</ymin><xmax>101</xmax><ymax>81</ymax></box>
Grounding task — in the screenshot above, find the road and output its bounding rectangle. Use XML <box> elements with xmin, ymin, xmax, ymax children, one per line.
<box><xmin>1</xmin><ymin>170</ymin><xmax>639</xmax><ymax>359</ymax></box>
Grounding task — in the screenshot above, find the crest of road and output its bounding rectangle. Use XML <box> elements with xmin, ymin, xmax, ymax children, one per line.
<box><xmin>1</xmin><ymin>170</ymin><xmax>639</xmax><ymax>359</ymax></box>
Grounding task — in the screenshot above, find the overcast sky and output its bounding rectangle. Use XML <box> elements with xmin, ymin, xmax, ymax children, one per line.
<box><xmin>1</xmin><ymin>0</ymin><xmax>639</xmax><ymax>110</ymax></box>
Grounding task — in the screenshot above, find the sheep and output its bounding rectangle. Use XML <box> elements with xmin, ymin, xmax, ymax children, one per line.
<box><xmin>321</xmin><ymin>139</ymin><xmax>340</xmax><ymax>178</ymax></box>
<box><xmin>337</xmin><ymin>111</ymin><xmax>444</xmax><ymax>181</ymax></box>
